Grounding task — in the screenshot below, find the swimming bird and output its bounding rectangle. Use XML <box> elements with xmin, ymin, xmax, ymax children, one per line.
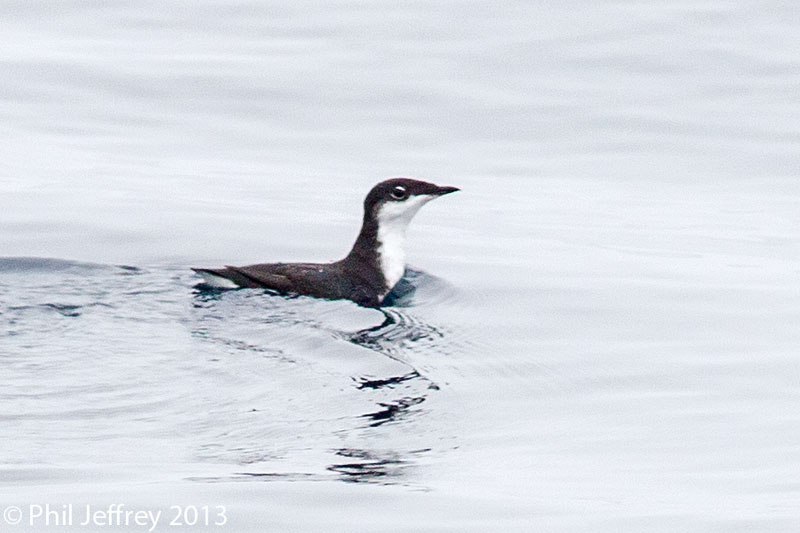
<box><xmin>192</xmin><ymin>178</ymin><xmax>459</xmax><ymax>307</ymax></box>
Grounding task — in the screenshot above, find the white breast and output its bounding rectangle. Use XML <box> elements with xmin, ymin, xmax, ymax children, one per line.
<box><xmin>377</xmin><ymin>221</ymin><xmax>407</xmax><ymax>291</ymax></box>
<box><xmin>375</xmin><ymin>194</ymin><xmax>435</xmax><ymax>293</ymax></box>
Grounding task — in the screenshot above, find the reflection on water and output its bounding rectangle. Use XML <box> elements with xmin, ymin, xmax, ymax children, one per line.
<box><xmin>327</xmin><ymin>448</ymin><xmax>429</xmax><ymax>485</ymax></box>
<box><xmin>195</xmin><ymin>446</ymin><xmax>426</xmax><ymax>486</ymax></box>
<box><xmin>355</xmin><ymin>371</ymin><xmax>422</xmax><ymax>390</ymax></box>
<box><xmin>359</xmin><ymin>397</ymin><xmax>427</xmax><ymax>428</ymax></box>
<box><xmin>0</xmin><ymin>257</ymin><xmax>454</xmax><ymax>490</ymax></box>
<box><xmin>182</xmin><ymin>265</ymin><xmax>453</xmax><ymax>485</ymax></box>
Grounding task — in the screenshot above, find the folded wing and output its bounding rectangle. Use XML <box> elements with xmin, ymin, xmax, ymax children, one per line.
<box><xmin>192</xmin><ymin>263</ymin><xmax>333</xmax><ymax>295</ymax></box>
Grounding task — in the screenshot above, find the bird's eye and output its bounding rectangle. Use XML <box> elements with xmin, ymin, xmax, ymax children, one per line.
<box><xmin>390</xmin><ymin>185</ymin><xmax>407</xmax><ymax>200</ymax></box>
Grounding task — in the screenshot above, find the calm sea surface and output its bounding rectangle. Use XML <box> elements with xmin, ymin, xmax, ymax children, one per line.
<box><xmin>1</xmin><ymin>1</ymin><xmax>799</xmax><ymax>531</ymax></box>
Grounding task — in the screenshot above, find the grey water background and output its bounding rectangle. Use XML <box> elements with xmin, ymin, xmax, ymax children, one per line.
<box><xmin>1</xmin><ymin>1</ymin><xmax>799</xmax><ymax>531</ymax></box>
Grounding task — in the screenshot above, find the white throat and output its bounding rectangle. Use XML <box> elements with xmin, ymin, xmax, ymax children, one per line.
<box><xmin>375</xmin><ymin>194</ymin><xmax>434</xmax><ymax>293</ymax></box>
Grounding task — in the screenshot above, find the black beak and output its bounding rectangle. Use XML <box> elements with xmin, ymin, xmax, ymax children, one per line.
<box><xmin>434</xmin><ymin>185</ymin><xmax>460</xmax><ymax>196</ymax></box>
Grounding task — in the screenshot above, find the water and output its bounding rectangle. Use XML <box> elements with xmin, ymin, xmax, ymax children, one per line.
<box><xmin>2</xmin><ymin>1</ymin><xmax>800</xmax><ymax>530</ymax></box>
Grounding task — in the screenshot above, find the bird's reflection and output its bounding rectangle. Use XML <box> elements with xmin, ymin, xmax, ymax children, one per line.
<box><xmin>327</xmin><ymin>447</ymin><xmax>430</xmax><ymax>484</ymax></box>
<box><xmin>187</xmin><ymin>270</ymin><xmax>450</xmax><ymax>486</ymax></box>
<box><xmin>345</xmin><ymin>308</ymin><xmax>445</xmax><ymax>361</ymax></box>
<box><xmin>359</xmin><ymin>396</ymin><xmax>426</xmax><ymax>427</ymax></box>
<box><xmin>354</xmin><ymin>370</ymin><xmax>421</xmax><ymax>390</ymax></box>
